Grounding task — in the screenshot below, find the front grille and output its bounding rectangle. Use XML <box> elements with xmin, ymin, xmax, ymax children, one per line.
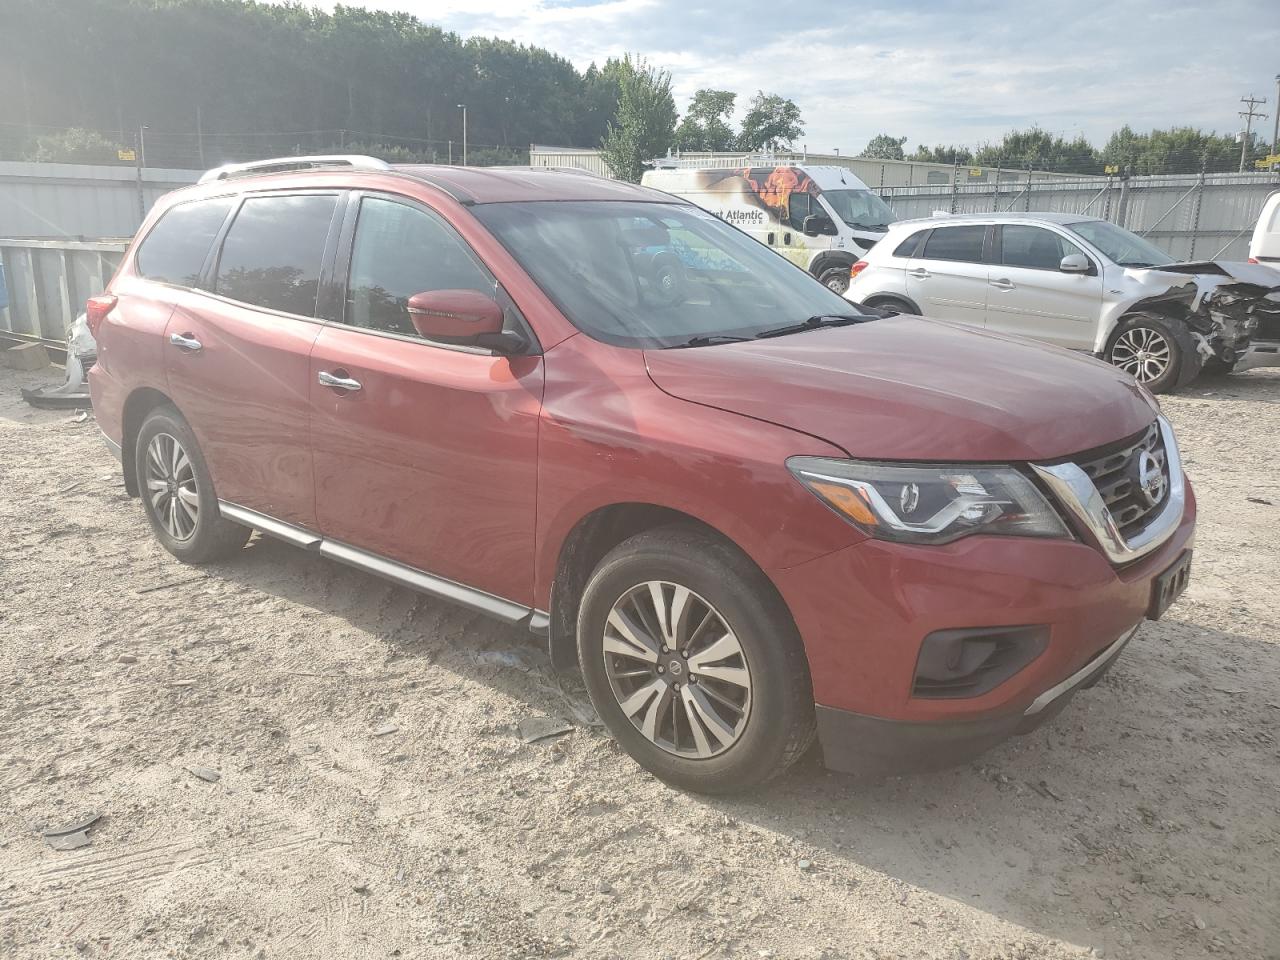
<box><xmin>1072</xmin><ymin>421</ymin><xmax>1169</xmax><ymax>540</ymax></box>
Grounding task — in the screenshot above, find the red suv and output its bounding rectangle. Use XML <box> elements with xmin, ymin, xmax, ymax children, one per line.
<box><xmin>88</xmin><ymin>157</ymin><xmax>1196</xmax><ymax>793</ymax></box>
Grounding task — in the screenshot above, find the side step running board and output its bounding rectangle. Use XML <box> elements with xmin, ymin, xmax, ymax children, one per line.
<box><xmin>218</xmin><ymin>500</ymin><xmax>547</xmax><ymax>629</ymax></box>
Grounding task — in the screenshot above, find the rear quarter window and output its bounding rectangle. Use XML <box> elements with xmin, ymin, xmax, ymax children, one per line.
<box><xmin>135</xmin><ymin>197</ymin><xmax>235</xmax><ymax>287</ymax></box>
<box><xmin>892</xmin><ymin>230</ymin><xmax>927</xmax><ymax>258</ymax></box>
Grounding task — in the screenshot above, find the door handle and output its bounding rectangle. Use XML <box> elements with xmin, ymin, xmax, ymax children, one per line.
<box><xmin>318</xmin><ymin>370</ymin><xmax>362</xmax><ymax>392</ymax></box>
<box><xmin>989</xmin><ymin>278</ymin><xmax>1015</xmax><ymax>290</ymax></box>
<box><xmin>908</xmin><ymin>268</ymin><xmax>931</xmax><ymax>279</ymax></box>
<box><xmin>168</xmin><ymin>332</ymin><xmax>202</xmax><ymax>352</ymax></box>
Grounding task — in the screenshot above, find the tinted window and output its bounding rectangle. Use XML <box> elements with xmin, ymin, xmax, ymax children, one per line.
<box><xmin>922</xmin><ymin>225</ymin><xmax>986</xmax><ymax>263</ymax></box>
<box><xmin>1000</xmin><ymin>225</ymin><xmax>1085</xmax><ymax>270</ymax></box>
<box><xmin>786</xmin><ymin>192</ymin><xmax>814</xmax><ymax>231</ymax></box>
<box><xmin>893</xmin><ymin>229</ymin><xmax>927</xmax><ymax>258</ymax></box>
<box><xmin>136</xmin><ymin>198</ymin><xmax>234</xmax><ymax>286</ymax></box>
<box><xmin>214</xmin><ymin>194</ymin><xmax>337</xmax><ymax>315</ymax></box>
<box><xmin>473</xmin><ymin>200</ymin><xmax>865</xmax><ymax>349</ymax></box>
<box><xmin>345</xmin><ymin>197</ymin><xmax>497</xmax><ymax>339</ymax></box>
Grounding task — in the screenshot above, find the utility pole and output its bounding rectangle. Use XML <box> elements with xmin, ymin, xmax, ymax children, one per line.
<box><xmin>196</xmin><ymin>105</ymin><xmax>205</xmax><ymax>167</ymax></box>
<box><xmin>457</xmin><ymin>103</ymin><xmax>467</xmax><ymax>166</ymax></box>
<box><xmin>139</xmin><ymin>124</ymin><xmax>149</xmax><ymax>168</ymax></box>
<box><xmin>1238</xmin><ymin>94</ymin><xmax>1267</xmax><ymax>172</ymax></box>
<box><xmin>1273</xmin><ymin>75</ymin><xmax>1280</xmax><ymax>155</ymax></box>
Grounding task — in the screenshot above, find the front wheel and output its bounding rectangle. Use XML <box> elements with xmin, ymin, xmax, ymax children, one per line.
<box><xmin>818</xmin><ymin>266</ymin><xmax>850</xmax><ymax>296</ymax></box>
<box><xmin>577</xmin><ymin>525</ymin><xmax>815</xmax><ymax>793</ymax></box>
<box><xmin>1107</xmin><ymin>315</ymin><xmax>1199</xmax><ymax>394</ymax></box>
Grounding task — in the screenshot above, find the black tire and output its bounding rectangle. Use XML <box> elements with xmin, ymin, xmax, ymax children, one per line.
<box><xmin>862</xmin><ymin>295</ymin><xmax>917</xmax><ymax>316</ymax></box>
<box><xmin>1199</xmin><ymin>356</ymin><xmax>1237</xmax><ymax>378</ymax></box>
<box><xmin>818</xmin><ymin>266</ymin><xmax>850</xmax><ymax>296</ymax></box>
<box><xmin>134</xmin><ymin>405</ymin><xmax>251</xmax><ymax>564</ymax></box>
<box><xmin>577</xmin><ymin>525</ymin><xmax>815</xmax><ymax>794</ymax></box>
<box><xmin>1106</xmin><ymin>314</ymin><xmax>1201</xmax><ymax>394</ymax></box>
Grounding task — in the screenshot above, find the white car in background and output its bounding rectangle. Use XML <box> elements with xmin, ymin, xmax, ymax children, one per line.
<box><xmin>846</xmin><ymin>212</ymin><xmax>1280</xmax><ymax>392</ymax></box>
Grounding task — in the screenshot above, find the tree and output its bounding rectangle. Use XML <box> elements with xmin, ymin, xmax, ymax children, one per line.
<box><xmin>859</xmin><ymin>134</ymin><xmax>907</xmax><ymax>161</ymax></box>
<box><xmin>737</xmin><ymin>92</ymin><xmax>803</xmax><ymax>151</ymax></box>
<box><xmin>971</xmin><ymin>127</ymin><xmax>1099</xmax><ymax>174</ymax></box>
<box><xmin>1100</xmin><ymin>125</ymin><xmax>1248</xmax><ymax>175</ymax></box>
<box><xmin>674</xmin><ymin>89</ymin><xmax>737</xmax><ymax>152</ymax></box>
<box><xmin>908</xmin><ymin>144</ymin><xmax>974</xmax><ymax>165</ymax></box>
<box><xmin>31</xmin><ymin>128</ymin><xmax>127</xmax><ymax>164</ymax></box>
<box><xmin>599</xmin><ymin>55</ymin><xmax>677</xmax><ymax>182</ymax></box>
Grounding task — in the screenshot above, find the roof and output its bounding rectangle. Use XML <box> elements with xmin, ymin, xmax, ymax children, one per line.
<box><xmin>391</xmin><ymin>165</ymin><xmax>675</xmax><ymax>205</ymax></box>
<box><xmin>894</xmin><ymin>211</ymin><xmax>1096</xmax><ymax>227</ymax></box>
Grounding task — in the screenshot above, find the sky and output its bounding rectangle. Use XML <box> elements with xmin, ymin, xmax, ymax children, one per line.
<box><xmin>308</xmin><ymin>0</ymin><xmax>1278</xmax><ymax>152</ymax></box>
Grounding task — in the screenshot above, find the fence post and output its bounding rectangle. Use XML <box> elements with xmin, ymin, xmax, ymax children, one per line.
<box><xmin>1116</xmin><ymin>169</ymin><xmax>1130</xmax><ymax>228</ymax></box>
<box><xmin>950</xmin><ymin>158</ymin><xmax>960</xmax><ymax>213</ymax></box>
<box><xmin>1187</xmin><ymin>156</ymin><xmax>1206</xmax><ymax>260</ymax></box>
<box><xmin>134</xmin><ymin>133</ymin><xmax>145</xmax><ymax>223</ymax></box>
<box><xmin>1024</xmin><ymin>161</ymin><xmax>1033</xmax><ymax>212</ymax></box>
<box><xmin>992</xmin><ymin>160</ymin><xmax>1002</xmax><ymax>212</ymax></box>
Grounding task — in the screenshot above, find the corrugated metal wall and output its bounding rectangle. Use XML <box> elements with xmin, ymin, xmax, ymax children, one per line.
<box><xmin>0</xmin><ymin>161</ymin><xmax>198</xmax><ymax>239</ymax></box>
<box><xmin>878</xmin><ymin>173</ymin><xmax>1280</xmax><ymax>261</ymax></box>
<box><xmin>528</xmin><ymin>145</ymin><xmax>1080</xmax><ymax>187</ymax></box>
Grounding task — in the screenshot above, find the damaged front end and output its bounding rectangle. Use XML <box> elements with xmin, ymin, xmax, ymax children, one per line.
<box><xmin>1116</xmin><ymin>261</ymin><xmax>1280</xmax><ymax>376</ymax></box>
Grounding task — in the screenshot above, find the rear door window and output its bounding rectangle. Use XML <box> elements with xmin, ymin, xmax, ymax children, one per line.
<box><xmin>135</xmin><ymin>197</ymin><xmax>235</xmax><ymax>287</ymax></box>
<box><xmin>214</xmin><ymin>194</ymin><xmax>338</xmax><ymax>316</ymax></box>
<box><xmin>893</xmin><ymin>229</ymin><xmax>928</xmax><ymax>258</ymax></box>
<box><xmin>921</xmin><ymin>225</ymin><xmax>986</xmax><ymax>263</ymax></box>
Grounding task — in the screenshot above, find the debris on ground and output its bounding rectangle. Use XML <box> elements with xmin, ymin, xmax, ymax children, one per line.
<box><xmin>371</xmin><ymin>723</ymin><xmax>400</xmax><ymax>737</ymax></box>
<box><xmin>186</xmin><ymin>766</ymin><xmax>221</xmax><ymax>783</ymax></box>
<box><xmin>518</xmin><ymin>717</ymin><xmax>573</xmax><ymax>743</ymax></box>
<box><xmin>42</xmin><ymin>811</ymin><xmax>102</xmax><ymax>851</ymax></box>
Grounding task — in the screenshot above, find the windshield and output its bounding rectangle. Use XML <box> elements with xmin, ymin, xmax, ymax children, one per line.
<box><xmin>472</xmin><ymin>200</ymin><xmax>868</xmax><ymax>349</ymax></box>
<box><xmin>1066</xmin><ymin>219</ymin><xmax>1174</xmax><ymax>268</ymax></box>
<box><xmin>819</xmin><ymin>189</ymin><xmax>897</xmax><ymax>231</ymax></box>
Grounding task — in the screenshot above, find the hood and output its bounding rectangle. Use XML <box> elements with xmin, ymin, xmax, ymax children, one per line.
<box><xmin>643</xmin><ymin>316</ymin><xmax>1157</xmax><ymax>462</ymax></box>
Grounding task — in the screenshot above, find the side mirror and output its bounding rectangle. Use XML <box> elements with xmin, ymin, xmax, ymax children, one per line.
<box><xmin>803</xmin><ymin>214</ymin><xmax>837</xmax><ymax>237</ymax></box>
<box><xmin>1060</xmin><ymin>253</ymin><xmax>1091</xmax><ymax>274</ymax></box>
<box><xmin>407</xmin><ymin>289</ymin><xmax>516</xmax><ymax>350</ymax></box>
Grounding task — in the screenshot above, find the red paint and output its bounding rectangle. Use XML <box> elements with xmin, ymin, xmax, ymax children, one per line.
<box><xmin>90</xmin><ymin>164</ymin><xmax>1196</xmax><ymax>759</ymax></box>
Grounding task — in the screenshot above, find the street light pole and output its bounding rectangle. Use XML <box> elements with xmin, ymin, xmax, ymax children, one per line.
<box><xmin>457</xmin><ymin>103</ymin><xmax>467</xmax><ymax>166</ymax></box>
<box><xmin>1273</xmin><ymin>74</ymin><xmax>1280</xmax><ymax>155</ymax></box>
<box><xmin>139</xmin><ymin>124</ymin><xmax>149</xmax><ymax>168</ymax></box>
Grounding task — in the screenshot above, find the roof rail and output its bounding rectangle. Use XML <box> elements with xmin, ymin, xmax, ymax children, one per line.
<box><xmin>197</xmin><ymin>155</ymin><xmax>391</xmax><ymax>184</ymax></box>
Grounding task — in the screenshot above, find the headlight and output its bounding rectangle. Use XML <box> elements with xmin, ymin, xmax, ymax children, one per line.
<box><xmin>786</xmin><ymin>458</ymin><xmax>1070</xmax><ymax>545</ymax></box>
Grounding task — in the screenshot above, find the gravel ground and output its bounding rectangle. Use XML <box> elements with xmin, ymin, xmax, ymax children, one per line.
<box><xmin>1</xmin><ymin>362</ymin><xmax>1278</xmax><ymax>960</ymax></box>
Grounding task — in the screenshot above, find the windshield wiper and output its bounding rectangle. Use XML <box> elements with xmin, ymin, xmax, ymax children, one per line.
<box><xmin>753</xmin><ymin>314</ymin><xmax>875</xmax><ymax>340</ymax></box>
<box><xmin>671</xmin><ymin>334</ymin><xmax>751</xmax><ymax>348</ymax></box>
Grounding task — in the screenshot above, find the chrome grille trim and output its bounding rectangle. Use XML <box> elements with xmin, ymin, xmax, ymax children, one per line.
<box><xmin>1031</xmin><ymin>416</ymin><xmax>1185</xmax><ymax>565</ymax></box>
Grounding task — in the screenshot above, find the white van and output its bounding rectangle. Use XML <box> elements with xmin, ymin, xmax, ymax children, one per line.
<box><xmin>641</xmin><ymin>160</ymin><xmax>897</xmax><ymax>293</ymax></box>
<box><xmin>1249</xmin><ymin>190</ymin><xmax>1280</xmax><ymax>267</ymax></box>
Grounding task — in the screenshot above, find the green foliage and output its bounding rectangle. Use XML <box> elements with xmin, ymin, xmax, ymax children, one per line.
<box><xmin>737</xmin><ymin>92</ymin><xmax>804</xmax><ymax>151</ymax></box>
<box><xmin>674</xmin><ymin>89</ymin><xmax>738</xmax><ymax>152</ymax></box>
<box><xmin>907</xmin><ymin>144</ymin><xmax>975</xmax><ymax>165</ymax></box>
<box><xmin>30</xmin><ymin>128</ymin><xmax>127</xmax><ymax>164</ymax></box>
<box><xmin>0</xmin><ymin>0</ymin><xmax>617</xmax><ymax>168</ymax></box>
<box><xmin>599</xmin><ymin>56</ymin><xmax>677</xmax><ymax>182</ymax></box>
<box><xmin>971</xmin><ymin>128</ymin><xmax>1100</xmax><ymax>174</ymax></box>
<box><xmin>859</xmin><ymin>134</ymin><xmax>908</xmax><ymax>161</ymax></box>
<box><xmin>1100</xmin><ymin>125</ymin><xmax>1257</xmax><ymax>174</ymax></box>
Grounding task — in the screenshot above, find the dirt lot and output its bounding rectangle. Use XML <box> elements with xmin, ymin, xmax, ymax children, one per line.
<box><xmin>1</xmin><ymin>362</ymin><xmax>1278</xmax><ymax>960</ymax></box>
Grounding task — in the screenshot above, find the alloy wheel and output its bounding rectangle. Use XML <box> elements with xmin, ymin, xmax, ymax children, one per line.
<box><xmin>602</xmin><ymin>581</ymin><xmax>752</xmax><ymax>759</ymax></box>
<box><xmin>145</xmin><ymin>432</ymin><xmax>199</xmax><ymax>541</ymax></box>
<box><xmin>1112</xmin><ymin>327</ymin><xmax>1171</xmax><ymax>383</ymax></box>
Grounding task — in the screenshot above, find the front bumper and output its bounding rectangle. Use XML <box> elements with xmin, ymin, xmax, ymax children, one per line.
<box><xmin>815</xmin><ymin>625</ymin><xmax>1136</xmax><ymax>776</ymax></box>
<box><xmin>771</xmin><ymin>477</ymin><xmax>1196</xmax><ymax>776</ymax></box>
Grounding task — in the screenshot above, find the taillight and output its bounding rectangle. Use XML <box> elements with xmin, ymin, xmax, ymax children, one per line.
<box><xmin>85</xmin><ymin>294</ymin><xmax>117</xmax><ymax>339</ymax></box>
<box><xmin>849</xmin><ymin>260</ymin><xmax>870</xmax><ymax>280</ymax></box>
<box><xmin>1248</xmin><ymin>257</ymin><xmax>1259</xmax><ymax>264</ymax></box>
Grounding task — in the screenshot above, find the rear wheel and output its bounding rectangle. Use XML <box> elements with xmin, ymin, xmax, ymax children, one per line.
<box><xmin>818</xmin><ymin>266</ymin><xmax>850</xmax><ymax>295</ymax></box>
<box><xmin>134</xmin><ymin>406</ymin><xmax>250</xmax><ymax>564</ymax></box>
<box><xmin>577</xmin><ymin>525</ymin><xmax>815</xmax><ymax>793</ymax></box>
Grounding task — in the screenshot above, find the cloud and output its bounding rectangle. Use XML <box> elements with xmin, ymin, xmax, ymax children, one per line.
<box><xmin>307</xmin><ymin>0</ymin><xmax>1279</xmax><ymax>151</ymax></box>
